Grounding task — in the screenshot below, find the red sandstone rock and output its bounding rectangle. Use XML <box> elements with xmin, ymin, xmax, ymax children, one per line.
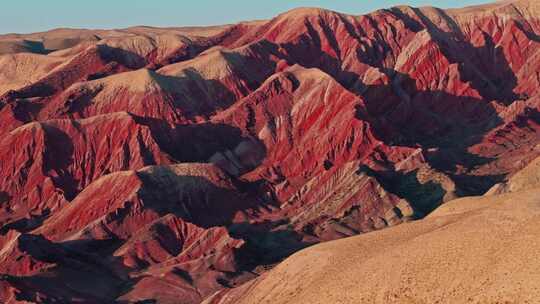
<box><xmin>0</xmin><ymin>1</ymin><xmax>539</xmax><ymax>303</ymax></box>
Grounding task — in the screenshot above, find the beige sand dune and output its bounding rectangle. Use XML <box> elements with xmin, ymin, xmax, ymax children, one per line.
<box><xmin>207</xmin><ymin>174</ymin><xmax>540</xmax><ymax>303</ymax></box>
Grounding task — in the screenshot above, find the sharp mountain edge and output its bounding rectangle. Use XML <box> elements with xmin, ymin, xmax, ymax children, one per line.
<box><xmin>0</xmin><ymin>0</ymin><xmax>539</xmax><ymax>303</ymax></box>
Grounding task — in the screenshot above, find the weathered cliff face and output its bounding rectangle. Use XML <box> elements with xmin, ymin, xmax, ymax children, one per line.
<box><xmin>0</xmin><ymin>0</ymin><xmax>539</xmax><ymax>303</ymax></box>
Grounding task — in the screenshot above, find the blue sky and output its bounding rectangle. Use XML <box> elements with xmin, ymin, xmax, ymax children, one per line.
<box><xmin>2</xmin><ymin>0</ymin><xmax>493</xmax><ymax>34</ymax></box>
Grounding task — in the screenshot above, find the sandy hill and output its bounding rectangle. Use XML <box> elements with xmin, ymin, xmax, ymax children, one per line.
<box><xmin>206</xmin><ymin>158</ymin><xmax>540</xmax><ymax>304</ymax></box>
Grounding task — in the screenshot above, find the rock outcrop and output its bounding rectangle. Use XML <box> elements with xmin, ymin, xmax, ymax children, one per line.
<box><xmin>0</xmin><ymin>1</ymin><xmax>539</xmax><ymax>303</ymax></box>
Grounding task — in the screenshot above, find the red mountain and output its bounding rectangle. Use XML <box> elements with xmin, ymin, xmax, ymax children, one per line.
<box><xmin>0</xmin><ymin>1</ymin><xmax>539</xmax><ymax>303</ymax></box>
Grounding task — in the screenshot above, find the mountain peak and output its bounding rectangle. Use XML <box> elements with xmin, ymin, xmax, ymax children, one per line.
<box><xmin>1</xmin><ymin>1</ymin><xmax>540</xmax><ymax>303</ymax></box>
<box><xmin>447</xmin><ymin>0</ymin><xmax>540</xmax><ymax>16</ymax></box>
<box><xmin>279</xmin><ymin>7</ymin><xmax>333</xmax><ymax>18</ymax></box>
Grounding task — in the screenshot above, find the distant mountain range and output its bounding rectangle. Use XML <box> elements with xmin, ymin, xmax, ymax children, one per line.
<box><xmin>0</xmin><ymin>1</ymin><xmax>539</xmax><ymax>303</ymax></box>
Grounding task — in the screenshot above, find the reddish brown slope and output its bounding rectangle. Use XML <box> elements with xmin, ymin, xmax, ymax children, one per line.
<box><xmin>0</xmin><ymin>112</ymin><xmax>170</xmax><ymax>230</ymax></box>
<box><xmin>214</xmin><ymin>65</ymin><xmax>418</xmax><ymax>240</ymax></box>
<box><xmin>1</xmin><ymin>1</ymin><xmax>540</xmax><ymax>303</ymax></box>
